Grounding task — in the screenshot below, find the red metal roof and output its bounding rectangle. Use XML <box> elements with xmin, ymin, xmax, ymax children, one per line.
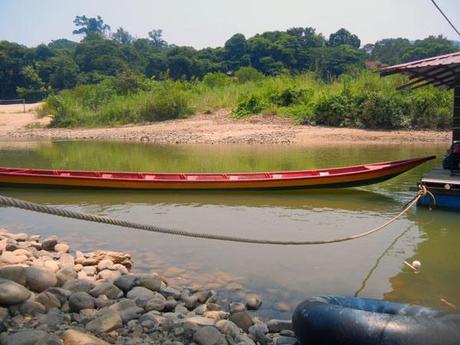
<box><xmin>380</xmin><ymin>52</ymin><xmax>460</xmax><ymax>89</ymax></box>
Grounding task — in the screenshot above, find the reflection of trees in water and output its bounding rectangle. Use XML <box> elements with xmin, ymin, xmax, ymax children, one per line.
<box><xmin>384</xmin><ymin>208</ymin><xmax>460</xmax><ymax>310</ymax></box>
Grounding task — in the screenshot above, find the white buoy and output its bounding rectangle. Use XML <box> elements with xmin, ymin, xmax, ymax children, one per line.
<box><xmin>412</xmin><ymin>260</ymin><xmax>421</xmax><ymax>269</ymax></box>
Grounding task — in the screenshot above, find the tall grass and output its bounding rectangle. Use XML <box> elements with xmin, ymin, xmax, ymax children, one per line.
<box><xmin>43</xmin><ymin>70</ymin><xmax>453</xmax><ymax>130</ymax></box>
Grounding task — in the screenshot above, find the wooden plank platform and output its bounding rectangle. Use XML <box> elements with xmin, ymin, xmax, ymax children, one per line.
<box><xmin>421</xmin><ymin>166</ymin><xmax>460</xmax><ymax>185</ymax></box>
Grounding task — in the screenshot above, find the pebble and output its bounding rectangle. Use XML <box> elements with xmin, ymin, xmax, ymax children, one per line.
<box><xmin>114</xmin><ymin>275</ymin><xmax>139</xmax><ymax>292</ymax></box>
<box><xmin>18</xmin><ymin>301</ymin><xmax>46</xmax><ymax>316</ymax></box>
<box><xmin>43</xmin><ymin>260</ymin><xmax>60</xmax><ymax>273</ymax></box>
<box><xmin>229</xmin><ymin>312</ymin><xmax>254</xmax><ymax>332</ymax></box>
<box><xmin>1</xmin><ymin>252</ymin><xmax>28</xmax><ymax>265</ymax></box>
<box><xmin>89</xmin><ymin>283</ymin><xmax>123</xmax><ymax>300</ymax></box>
<box><xmin>193</xmin><ymin>326</ymin><xmax>228</xmax><ymax>345</ymax></box>
<box><xmin>144</xmin><ymin>293</ymin><xmax>166</xmax><ymax>312</ymax></box>
<box><xmin>0</xmin><ymin>278</ymin><xmax>31</xmax><ymax>305</ymax></box>
<box><xmin>61</xmin><ymin>329</ymin><xmax>109</xmax><ymax>345</ymax></box>
<box><xmin>68</xmin><ymin>292</ymin><xmax>95</xmax><ymax>312</ymax></box>
<box><xmin>245</xmin><ymin>294</ymin><xmax>262</xmax><ymax>310</ymax></box>
<box><xmin>97</xmin><ymin>259</ymin><xmax>113</xmax><ymax>271</ymax></box>
<box><xmin>267</xmin><ymin>320</ymin><xmax>292</xmax><ymax>333</ymax></box>
<box><xmin>35</xmin><ymin>291</ymin><xmax>61</xmax><ymax>310</ymax></box>
<box><xmin>2</xmin><ymin>329</ymin><xmax>47</xmax><ymax>345</ymax></box>
<box><xmin>138</xmin><ymin>274</ymin><xmax>161</xmax><ymax>292</ymax></box>
<box><xmin>54</xmin><ymin>243</ymin><xmax>70</xmax><ymax>253</ymax></box>
<box><xmin>0</xmin><ymin>266</ymin><xmax>27</xmax><ymax>286</ymax></box>
<box><xmin>56</xmin><ymin>268</ymin><xmax>77</xmax><ymax>286</ymax></box>
<box><xmin>215</xmin><ymin>320</ymin><xmax>241</xmax><ymax>337</ymax></box>
<box><xmin>127</xmin><ymin>287</ymin><xmax>156</xmax><ymax>307</ymax></box>
<box><xmin>86</xmin><ymin>310</ymin><xmax>123</xmax><ymax>333</ymax></box>
<box><xmin>41</xmin><ymin>236</ymin><xmax>59</xmax><ymax>251</ymax></box>
<box><xmin>63</xmin><ymin>279</ymin><xmax>95</xmax><ymax>293</ymax></box>
<box><xmin>273</xmin><ymin>336</ymin><xmax>297</xmax><ymax>345</ymax></box>
<box><xmin>36</xmin><ymin>334</ymin><xmax>63</xmax><ymax>345</ymax></box>
<box><xmin>25</xmin><ymin>267</ymin><xmax>57</xmax><ymax>292</ymax></box>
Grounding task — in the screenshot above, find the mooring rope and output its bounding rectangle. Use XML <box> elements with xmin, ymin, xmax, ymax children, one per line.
<box><xmin>0</xmin><ymin>186</ymin><xmax>434</xmax><ymax>246</ymax></box>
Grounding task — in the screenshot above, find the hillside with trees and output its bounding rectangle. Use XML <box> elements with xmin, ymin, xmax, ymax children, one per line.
<box><xmin>0</xmin><ymin>15</ymin><xmax>458</xmax><ymax>101</ymax></box>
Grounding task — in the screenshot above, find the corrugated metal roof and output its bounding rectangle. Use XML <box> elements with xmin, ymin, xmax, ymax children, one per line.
<box><xmin>380</xmin><ymin>52</ymin><xmax>460</xmax><ymax>74</ymax></box>
<box><xmin>380</xmin><ymin>52</ymin><xmax>460</xmax><ymax>89</ymax></box>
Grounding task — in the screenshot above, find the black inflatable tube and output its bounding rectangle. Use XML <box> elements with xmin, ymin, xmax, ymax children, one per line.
<box><xmin>292</xmin><ymin>296</ymin><xmax>460</xmax><ymax>345</ymax></box>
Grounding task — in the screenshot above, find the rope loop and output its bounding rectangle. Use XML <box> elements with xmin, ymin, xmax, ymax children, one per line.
<box><xmin>0</xmin><ymin>187</ymin><xmax>433</xmax><ymax>246</ymax></box>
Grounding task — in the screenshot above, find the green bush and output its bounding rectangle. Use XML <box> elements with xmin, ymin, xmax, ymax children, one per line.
<box><xmin>235</xmin><ymin>67</ymin><xmax>264</xmax><ymax>83</ymax></box>
<box><xmin>202</xmin><ymin>72</ymin><xmax>232</xmax><ymax>88</ymax></box>
<box><xmin>233</xmin><ymin>94</ymin><xmax>268</xmax><ymax>117</ymax></box>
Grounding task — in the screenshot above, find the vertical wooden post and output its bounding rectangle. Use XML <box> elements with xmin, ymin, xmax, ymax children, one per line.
<box><xmin>454</xmin><ymin>76</ymin><xmax>460</xmax><ymax>143</ymax></box>
<box><xmin>23</xmin><ymin>99</ymin><xmax>25</xmax><ymax>113</ymax></box>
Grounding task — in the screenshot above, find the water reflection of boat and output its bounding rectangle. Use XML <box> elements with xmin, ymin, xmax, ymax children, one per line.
<box><xmin>0</xmin><ymin>156</ymin><xmax>434</xmax><ymax>190</ymax></box>
<box><xmin>0</xmin><ymin>187</ymin><xmax>397</xmax><ymax>212</ymax></box>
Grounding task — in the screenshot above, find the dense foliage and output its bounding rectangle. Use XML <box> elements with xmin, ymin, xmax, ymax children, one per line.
<box><xmin>43</xmin><ymin>70</ymin><xmax>452</xmax><ymax>130</ymax></box>
<box><xmin>1</xmin><ymin>15</ymin><xmax>458</xmax><ymax>101</ymax></box>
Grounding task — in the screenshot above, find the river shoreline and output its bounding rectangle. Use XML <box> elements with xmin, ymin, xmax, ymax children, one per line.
<box><xmin>0</xmin><ymin>104</ymin><xmax>451</xmax><ymax>145</ymax></box>
<box><xmin>0</xmin><ymin>228</ymin><xmax>294</xmax><ymax>345</ymax></box>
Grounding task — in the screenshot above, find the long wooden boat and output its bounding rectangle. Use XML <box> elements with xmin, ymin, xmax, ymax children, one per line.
<box><xmin>0</xmin><ymin>156</ymin><xmax>435</xmax><ymax>190</ymax></box>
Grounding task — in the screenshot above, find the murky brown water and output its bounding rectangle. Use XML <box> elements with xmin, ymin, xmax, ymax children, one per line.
<box><xmin>0</xmin><ymin>141</ymin><xmax>459</xmax><ymax>318</ymax></box>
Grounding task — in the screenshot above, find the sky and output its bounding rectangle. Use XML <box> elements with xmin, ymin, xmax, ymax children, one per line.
<box><xmin>0</xmin><ymin>0</ymin><xmax>459</xmax><ymax>48</ymax></box>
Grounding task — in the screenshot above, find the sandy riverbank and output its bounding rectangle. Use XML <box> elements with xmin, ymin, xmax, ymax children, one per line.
<box><xmin>0</xmin><ymin>103</ymin><xmax>451</xmax><ymax>145</ymax></box>
<box><xmin>0</xmin><ymin>228</ymin><xmax>291</xmax><ymax>345</ymax></box>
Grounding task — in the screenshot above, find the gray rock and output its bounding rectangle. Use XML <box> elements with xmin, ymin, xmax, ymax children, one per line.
<box><xmin>86</xmin><ymin>310</ymin><xmax>122</xmax><ymax>333</ymax></box>
<box><xmin>119</xmin><ymin>306</ymin><xmax>143</xmax><ymax>323</ymax></box>
<box><xmin>273</xmin><ymin>336</ymin><xmax>297</xmax><ymax>345</ymax></box>
<box><xmin>0</xmin><ymin>266</ymin><xmax>26</xmax><ymax>286</ymax></box>
<box><xmin>138</xmin><ymin>274</ymin><xmax>161</xmax><ymax>291</ymax></box>
<box><xmin>193</xmin><ymin>304</ymin><xmax>207</xmax><ymax>315</ymax></box>
<box><xmin>229</xmin><ymin>312</ymin><xmax>253</xmax><ymax>332</ymax></box>
<box><xmin>144</xmin><ymin>292</ymin><xmax>166</xmax><ymax>311</ymax></box>
<box><xmin>36</xmin><ymin>334</ymin><xmax>63</xmax><ymax>345</ymax></box>
<box><xmin>0</xmin><ymin>307</ymin><xmax>9</xmax><ymax>322</ymax></box>
<box><xmin>18</xmin><ymin>301</ymin><xmax>46</xmax><ymax>316</ymax></box>
<box><xmin>215</xmin><ymin>320</ymin><xmax>241</xmax><ymax>337</ymax></box>
<box><xmin>235</xmin><ymin>333</ymin><xmax>256</xmax><ymax>345</ymax></box>
<box><xmin>203</xmin><ymin>311</ymin><xmax>229</xmax><ymax>321</ymax></box>
<box><xmin>113</xmin><ymin>275</ymin><xmax>138</xmax><ymax>292</ymax></box>
<box><xmin>126</xmin><ymin>286</ymin><xmax>155</xmax><ymax>307</ymax></box>
<box><xmin>267</xmin><ymin>319</ymin><xmax>292</xmax><ymax>333</ymax></box>
<box><xmin>248</xmin><ymin>323</ymin><xmax>269</xmax><ymax>344</ymax></box>
<box><xmin>0</xmin><ymin>278</ymin><xmax>32</xmax><ymax>305</ymax></box>
<box><xmin>46</xmin><ymin>287</ymin><xmax>71</xmax><ymax>305</ymax></box>
<box><xmin>193</xmin><ymin>326</ymin><xmax>228</xmax><ymax>345</ymax></box>
<box><xmin>9</xmin><ymin>233</ymin><xmax>28</xmax><ymax>242</ymax></box>
<box><xmin>42</xmin><ymin>236</ymin><xmax>58</xmax><ymax>251</ymax></box>
<box><xmin>37</xmin><ymin>309</ymin><xmax>64</xmax><ymax>329</ymax></box>
<box><xmin>61</xmin><ymin>329</ymin><xmax>109</xmax><ymax>345</ymax></box>
<box><xmin>106</xmin><ymin>298</ymin><xmax>136</xmax><ymax>313</ymax></box>
<box><xmin>89</xmin><ymin>283</ymin><xmax>122</xmax><ymax>300</ymax></box>
<box><xmin>25</xmin><ymin>267</ymin><xmax>57</xmax><ymax>292</ymax></box>
<box><xmin>160</xmin><ymin>286</ymin><xmax>182</xmax><ymax>299</ymax></box>
<box><xmin>56</xmin><ymin>268</ymin><xmax>77</xmax><ymax>286</ymax></box>
<box><xmin>245</xmin><ymin>294</ymin><xmax>262</xmax><ymax>310</ymax></box>
<box><xmin>35</xmin><ymin>291</ymin><xmax>61</xmax><ymax>309</ymax></box>
<box><xmin>62</xmin><ymin>279</ymin><xmax>95</xmax><ymax>293</ymax></box>
<box><xmin>68</xmin><ymin>292</ymin><xmax>94</xmax><ymax>312</ymax></box>
<box><xmin>3</xmin><ymin>330</ymin><xmax>47</xmax><ymax>345</ymax></box>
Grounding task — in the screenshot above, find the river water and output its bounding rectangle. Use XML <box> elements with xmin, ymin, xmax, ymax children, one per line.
<box><xmin>0</xmin><ymin>141</ymin><xmax>459</xmax><ymax>319</ymax></box>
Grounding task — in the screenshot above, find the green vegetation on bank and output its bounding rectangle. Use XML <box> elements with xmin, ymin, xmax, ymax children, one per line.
<box><xmin>43</xmin><ymin>69</ymin><xmax>452</xmax><ymax>130</ymax></box>
<box><xmin>1</xmin><ymin>15</ymin><xmax>458</xmax><ymax>101</ymax></box>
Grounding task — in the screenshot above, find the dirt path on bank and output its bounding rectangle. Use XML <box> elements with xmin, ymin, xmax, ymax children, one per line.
<box><xmin>0</xmin><ymin>104</ymin><xmax>451</xmax><ymax>145</ymax></box>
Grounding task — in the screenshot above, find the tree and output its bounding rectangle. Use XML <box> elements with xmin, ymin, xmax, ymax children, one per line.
<box><xmin>111</xmin><ymin>27</ymin><xmax>134</xmax><ymax>45</ymax></box>
<box><xmin>73</xmin><ymin>15</ymin><xmax>111</xmax><ymax>39</ymax></box>
<box><xmin>148</xmin><ymin>29</ymin><xmax>167</xmax><ymax>49</ymax></box>
<box><xmin>48</xmin><ymin>39</ymin><xmax>78</xmax><ymax>50</ymax></box>
<box><xmin>328</xmin><ymin>28</ymin><xmax>361</xmax><ymax>48</ymax></box>
<box><xmin>371</xmin><ymin>38</ymin><xmax>412</xmax><ymax>65</ymax></box>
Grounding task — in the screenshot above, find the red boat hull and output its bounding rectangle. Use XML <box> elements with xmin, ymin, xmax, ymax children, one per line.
<box><xmin>0</xmin><ymin>156</ymin><xmax>435</xmax><ymax>190</ymax></box>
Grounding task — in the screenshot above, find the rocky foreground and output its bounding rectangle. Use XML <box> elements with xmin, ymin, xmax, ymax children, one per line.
<box><xmin>0</xmin><ymin>229</ymin><xmax>296</xmax><ymax>345</ymax></box>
